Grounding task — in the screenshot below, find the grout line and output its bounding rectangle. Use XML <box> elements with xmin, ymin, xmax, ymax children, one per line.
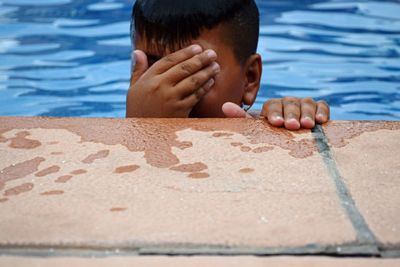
<box><xmin>0</xmin><ymin>243</ymin><xmax>383</xmax><ymax>258</ymax></box>
<box><xmin>312</xmin><ymin>125</ymin><xmax>377</xmax><ymax>246</ymax></box>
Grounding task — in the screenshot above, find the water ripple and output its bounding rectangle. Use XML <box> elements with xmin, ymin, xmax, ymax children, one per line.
<box><xmin>0</xmin><ymin>0</ymin><xmax>399</xmax><ymax>120</ymax></box>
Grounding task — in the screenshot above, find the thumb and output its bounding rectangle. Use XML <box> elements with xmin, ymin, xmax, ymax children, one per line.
<box><xmin>222</xmin><ymin>102</ymin><xmax>253</xmax><ymax>118</ymax></box>
<box><xmin>130</xmin><ymin>50</ymin><xmax>148</xmax><ymax>85</ymax></box>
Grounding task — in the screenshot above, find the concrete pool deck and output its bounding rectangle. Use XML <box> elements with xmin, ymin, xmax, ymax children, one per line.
<box><xmin>0</xmin><ymin>117</ymin><xmax>399</xmax><ymax>265</ymax></box>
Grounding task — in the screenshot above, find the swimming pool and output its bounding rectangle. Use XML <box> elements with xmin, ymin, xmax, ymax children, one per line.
<box><xmin>0</xmin><ymin>0</ymin><xmax>399</xmax><ymax>120</ymax></box>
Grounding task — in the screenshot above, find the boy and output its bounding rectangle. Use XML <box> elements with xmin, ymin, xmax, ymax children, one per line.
<box><xmin>126</xmin><ymin>0</ymin><xmax>330</xmax><ymax>130</ymax></box>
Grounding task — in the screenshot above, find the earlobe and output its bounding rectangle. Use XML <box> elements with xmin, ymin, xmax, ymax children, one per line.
<box><xmin>242</xmin><ymin>53</ymin><xmax>262</xmax><ymax>106</ymax></box>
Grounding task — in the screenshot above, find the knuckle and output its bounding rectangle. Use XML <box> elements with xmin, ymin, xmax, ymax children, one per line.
<box><xmin>180</xmin><ymin>63</ymin><xmax>193</xmax><ymax>74</ymax></box>
<box><xmin>163</xmin><ymin>54</ymin><xmax>175</xmax><ymax>64</ymax></box>
<box><xmin>286</xmin><ymin>112</ymin><xmax>297</xmax><ymax>119</ymax></box>
<box><xmin>265</xmin><ymin>98</ymin><xmax>279</xmax><ymax>105</ymax></box>
<box><xmin>261</xmin><ymin>102</ymin><xmax>269</xmax><ymax>114</ymax></box>
<box><xmin>194</xmin><ymin>56</ymin><xmax>205</xmax><ymax>68</ymax></box>
<box><xmin>263</xmin><ymin>98</ymin><xmax>279</xmax><ymax>110</ymax></box>
<box><xmin>190</xmin><ymin>76</ymin><xmax>201</xmax><ymax>87</ymax></box>
<box><xmin>301</xmin><ymin>98</ymin><xmax>316</xmax><ymax>109</ymax></box>
<box><xmin>283</xmin><ymin>96</ymin><xmax>298</xmax><ymax>102</ymax></box>
<box><xmin>283</xmin><ymin>96</ymin><xmax>300</xmax><ymax>107</ymax></box>
<box><xmin>318</xmin><ymin>100</ymin><xmax>329</xmax><ymax>106</ymax></box>
<box><xmin>199</xmin><ymin>71</ymin><xmax>211</xmax><ymax>82</ymax></box>
<box><xmin>302</xmin><ymin>111</ymin><xmax>314</xmax><ymax>118</ymax></box>
<box><xmin>302</xmin><ymin>97</ymin><xmax>314</xmax><ymax>104</ymax></box>
<box><xmin>165</xmin><ymin>92</ymin><xmax>175</xmax><ymax>102</ymax></box>
<box><xmin>262</xmin><ymin>100</ymin><xmax>271</xmax><ymax>110</ymax></box>
<box><xmin>195</xmin><ymin>87</ymin><xmax>205</xmax><ymax>100</ymax></box>
<box><xmin>147</xmin><ymin>79</ymin><xmax>159</xmax><ymax>92</ymax></box>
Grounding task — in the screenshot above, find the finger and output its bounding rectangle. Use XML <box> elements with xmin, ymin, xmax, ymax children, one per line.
<box><xmin>316</xmin><ymin>100</ymin><xmax>330</xmax><ymax>124</ymax></box>
<box><xmin>300</xmin><ymin>97</ymin><xmax>317</xmax><ymax>129</ymax></box>
<box><xmin>164</xmin><ymin>49</ymin><xmax>218</xmax><ymax>84</ymax></box>
<box><xmin>130</xmin><ymin>50</ymin><xmax>148</xmax><ymax>85</ymax></box>
<box><xmin>175</xmin><ymin>61</ymin><xmax>220</xmax><ymax>98</ymax></box>
<box><xmin>222</xmin><ymin>102</ymin><xmax>253</xmax><ymax>118</ymax></box>
<box><xmin>181</xmin><ymin>78</ymin><xmax>215</xmax><ymax>108</ymax></box>
<box><xmin>283</xmin><ymin>97</ymin><xmax>301</xmax><ymax>130</ymax></box>
<box><xmin>152</xmin><ymin>45</ymin><xmax>203</xmax><ymax>74</ymax></box>
<box><xmin>261</xmin><ymin>99</ymin><xmax>284</xmax><ymax>127</ymax></box>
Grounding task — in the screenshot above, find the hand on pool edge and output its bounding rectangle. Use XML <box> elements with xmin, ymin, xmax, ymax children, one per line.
<box><xmin>222</xmin><ymin>97</ymin><xmax>330</xmax><ymax>130</ymax></box>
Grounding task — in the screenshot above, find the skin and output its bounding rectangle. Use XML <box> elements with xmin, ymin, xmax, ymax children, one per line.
<box><xmin>126</xmin><ymin>24</ymin><xmax>330</xmax><ymax>130</ymax></box>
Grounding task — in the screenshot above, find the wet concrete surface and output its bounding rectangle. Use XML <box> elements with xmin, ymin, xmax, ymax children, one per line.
<box><xmin>0</xmin><ymin>117</ymin><xmax>399</xmax><ymax>265</ymax></box>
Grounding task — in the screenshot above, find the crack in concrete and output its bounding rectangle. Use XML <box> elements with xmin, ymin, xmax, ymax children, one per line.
<box><xmin>312</xmin><ymin>126</ymin><xmax>379</xmax><ymax>250</ymax></box>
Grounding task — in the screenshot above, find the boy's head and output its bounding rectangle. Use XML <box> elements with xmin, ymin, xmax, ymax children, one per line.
<box><xmin>131</xmin><ymin>0</ymin><xmax>262</xmax><ymax>117</ymax></box>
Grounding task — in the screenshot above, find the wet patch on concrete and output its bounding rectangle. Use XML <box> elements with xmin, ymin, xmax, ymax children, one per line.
<box><xmin>47</xmin><ymin>141</ymin><xmax>59</xmax><ymax>145</ymax></box>
<box><xmin>4</xmin><ymin>183</ymin><xmax>34</xmax><ymax>196</ymax></box>
<box><xmin>0</xmin><ymin>198</ymin><xmax>8</xmax><ymax>203</ymax></box>
<box><xmin>70</xmin><ymin>169</ymin><xmax>87</xmax><ymax>175</ymax></box>
<box><xmin>323</xmin><ymin>121</ymin><xmax>400</xmax><ymax>148</ymax></box>
<box><xmin>240</xmin><ymin>146</ymin><xmax>252</xmax><ymax>152</ymax></box>
<box><xmin>110</xmin><ymin>208</ymin><xmax>127</xmax><ymax>212</ymax></box>
<box><xmin>170</xmin><ymin>162</ymin><xmax>208</xmax><ymax>173</ymax></box>
<box><xmin>2</xmin><ymin>118</ymin><xmax>388</xmax><ymax>255</ymax></box>
<box><xmin>82</xmin><ymin>150</ymin><xmax>110</xmax><ymax>164</ymax></box>
<box><xmin>239</xmin><ymin>168</ymin><xmax>255</xmax><ymax>174</ymax></box>
<box><xmin>114</xmin><ymin>165</ymin><xmax>140</xmax><ymax>174</ymax></box>
<box><xmin>231</xmin><ymin>142</ymin><xmax>243</xmax><ymax>147</ymax></box>
<box><xmin>35</xmin><ymin>165</ymin><xmax>60</xmax><ymax>177</ymax></box>
<box><xmin>0</xmin><ymin>118</ymin><xmax>318</xmax><ymax>171</ymax></box>
<box><xmin>55</xmin><ymin>175</ymin><xmax>73</xmax><ymax>183</ymax></box>
<box><xmin>40</xmin><ymin>190</ymin><xmax>64</xmax><ymax>196</ymax></box>
<box><xmin>173</xmin><ymin>141</ymin><xmax>193</xmax><ymax>150</ymax></box>
<box><xmin>6</xmin><ymin>131</ymin><xmax>41</xmax><ymax>150</ymax></box>
<box><xmin>50</xmin><ymin>152</ymin><xmax>63</xmax><ymax>155</ymax></box>
<box><xmin>0</xmin><ymin>157</ymin><xmax>45</xmax><ymax>190</ymax></box>
<box><xmin>212</xmin><ymin>132</ymin><xmax>234</xmax><ymax>138</ymax></box>
<box><xmin>253</xmin><ymin>146</ymin><xmax>274</xmax><ymax>153</ymax></box>
<box><xmin>188</xmin><ymin>172</ymin><xmax>210</xmax><ymax>179</ymax></box>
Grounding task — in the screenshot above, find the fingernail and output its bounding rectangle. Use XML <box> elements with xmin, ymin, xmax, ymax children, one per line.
<box><xmin>211</xmin><ymin>62</ymin><xmax>220</xmax><ymax>73</ymax></box>
<box><xmin>206</xmin><ymin>49</ymin><xmax>217</xmax><ymax>60</ymax></box>
<box><xmin>272</xmin><ymin>113</ymin><xmax>283</xmax><ymax>121</ymax></box>
<box><xmin>191</xmin><ymin>45</ymin><xmax>202</xmax><ymax>54</ymax></box>
<box><xmin>204</xmin><ymin>79</ymin><xmax>215</xmax><ymax>91</ymax></box>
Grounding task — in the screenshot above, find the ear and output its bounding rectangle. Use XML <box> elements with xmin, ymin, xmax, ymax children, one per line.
<box><xmin>242</xmin><ymin>53</ymin><xmax>262</xmax><ymax>107</ymax></box>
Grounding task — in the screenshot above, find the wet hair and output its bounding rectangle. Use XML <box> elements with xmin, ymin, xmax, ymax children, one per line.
<box><xmin>131</xmin><ymin>0</ymin><xmax>259</xmax><ymax>65</ymax></box>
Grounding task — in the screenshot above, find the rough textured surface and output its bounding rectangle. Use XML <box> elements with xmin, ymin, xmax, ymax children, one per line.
<box><xmin>0</xmin><ymin>117</ymin><xmax>354</xmax><ymax>249</ymax></box>
<box><xmin>0</xmin><ymin>256</ymin><xmax>399</xmax><ymax>267</ymax></box>
<box><xmin>323</xmin><ymin>121</ymin><xmax>400</xmax><ymax>248</ymax></box>
<box><xmin>0</xmin><ymin>117</ymin><xmax>399</xmax><ymax>265</ymax></box>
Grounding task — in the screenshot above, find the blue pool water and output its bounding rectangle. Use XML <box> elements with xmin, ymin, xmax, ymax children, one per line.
<box><xmin>0</xmin><ymin>0</ymin><xmax>399</xmax><ymax>120</ymax></box>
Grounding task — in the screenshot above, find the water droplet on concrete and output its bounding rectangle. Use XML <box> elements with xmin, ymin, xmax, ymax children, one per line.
<box><xmin>260</xmin><ymin>216</ymin><xmax>268</xmax><ymax>223</ymax></box>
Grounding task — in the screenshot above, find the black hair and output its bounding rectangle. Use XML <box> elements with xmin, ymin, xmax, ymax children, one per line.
<box><xmin>131</xmin><ymin>0</ymin><xmax>259</xmax><ymax>65</ymax></box>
